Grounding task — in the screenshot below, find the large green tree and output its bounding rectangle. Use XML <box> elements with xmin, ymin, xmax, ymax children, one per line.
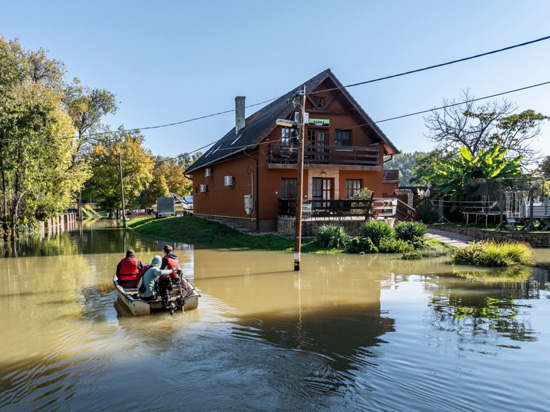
<box><xmin>86</xmin><ymin>128</ymin><xmax>154</xmax><ymax>214</ymax></box>
<box><xmin>426</xmin><ymin>90</ymin><xmax>548</xmax><ymax>166</ymax></box>
<box><xmin>0</xmin><ymin>38</ymin><xmax>89</xmax><ymax>240</ymax></box>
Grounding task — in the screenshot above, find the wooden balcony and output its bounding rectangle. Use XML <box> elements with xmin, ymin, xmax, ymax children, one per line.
<box><xmin>268</xmin><ymin>144</ymin><xmax>380</xmax><ymax>169</ymax></box>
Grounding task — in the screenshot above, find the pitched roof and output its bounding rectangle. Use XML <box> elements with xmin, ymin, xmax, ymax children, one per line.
<box><xmin>186</xmin><ymin>69</ymin><xmax>399</xmax><ymax>173</ymax></box>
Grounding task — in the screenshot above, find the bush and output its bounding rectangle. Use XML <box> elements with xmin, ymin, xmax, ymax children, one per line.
<box><xmin>452</xmin><ymin>240</ymin><xmax>532</xmax><ymax>267</ymax></box>
<box><xmin>350</xmin><ymin>188</ymin><xmax>374</xmax><ymax>215</ymax></box>
<box><xmin>416</xmin><ymin>202</ymin><xmax>440</xmax><ymax>224</ymax></box>
<box><xmin>361</xmin><ymin>220</ymin><xmax>394</xmax><ymax>247</ymax></box>
<box><xmin>378</xmin><ymin>236</ymin><xmax>414</xmax><ymax>253</ymax></box>
<box><xmin>395</xmin><ymin>221</ymin><xmax>427</xmax><ymax>242</ymax></box>
<box><xmin>316</xmin><ymin>225</ymin><xmax>348</xmax><ymax>249</ymax></box>
<box><xmin>402</xmin><ymin>251</ymin><xmax>423</xmax><ymax>260</ymax></box>
<box><xmin>346</xmin><ymin>237</ymin><xmax>378</xmax><ymax>254</ymax></box>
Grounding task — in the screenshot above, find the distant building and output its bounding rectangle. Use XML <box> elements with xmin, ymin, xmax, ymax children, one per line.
<box><xmin>383</xmin><ymin>169</ymin><xmax>400</xmax><ymax>196</ymax></box>
<box><xmin>185</xmin><ymin>69</ymin><xmax>400</xmax><ymax>232</ymax></box>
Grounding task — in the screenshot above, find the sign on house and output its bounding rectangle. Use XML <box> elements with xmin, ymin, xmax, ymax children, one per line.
<box><xmin>308</xmin><ymin>118</ymin><xmax>330</xmax><ymax>127</ymax></box>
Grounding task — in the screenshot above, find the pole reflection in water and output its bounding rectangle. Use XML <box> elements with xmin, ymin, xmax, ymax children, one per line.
<box><xmin>0</xmin><ymin>221</ymin><xmax>549</xmax><ymax>411</ymax></box>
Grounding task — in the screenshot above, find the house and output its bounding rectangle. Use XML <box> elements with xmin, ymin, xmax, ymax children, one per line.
<box><xmin>185</xmin><ymin>69</ymin><xmax>400</xmax><ymax>232</ymax></box>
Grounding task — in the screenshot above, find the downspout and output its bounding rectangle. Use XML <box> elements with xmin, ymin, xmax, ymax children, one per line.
<box><xmin>243</xmin><ymin>150</ymin><xmax>259</xmax><ymax>232</ymax></box>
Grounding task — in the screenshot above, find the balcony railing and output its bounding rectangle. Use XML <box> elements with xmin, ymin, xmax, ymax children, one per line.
<box><xmin>268</xmin><ymin>144</ymin><xmax>380</xmax><ymax>167</ymax></box>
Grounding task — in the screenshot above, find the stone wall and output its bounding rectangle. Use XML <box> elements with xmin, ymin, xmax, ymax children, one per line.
<box><xmin>427</xmin><ymin>225</ymin><xmax>550</xmax><ymax>248</ymax></box>
<box><xmin>278</xmin><ymin>217</ymin><xmax>384</xmax><ymax>237</ymax></box>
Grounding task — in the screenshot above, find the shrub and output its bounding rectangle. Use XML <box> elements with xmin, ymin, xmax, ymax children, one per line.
<box><xmin>402</xmin><ymin>251</ymin><xmax>423</xmax><ymax>260</ymax></box>
<box><xmin>395</xmin><ymin>221</ymin><xmax>427</xmax><ymax>242</ymax></box>
<box><xmin>361</xmin><ymin>220</ymin><xmax>394</xmax><ymax>247</ymax></box>
<box><xmin>346</xmin><ymin>237</ymin><xmax>378</xmax><ymax>254</ymax></box>
<box><xmin>378</xmin><ymin>236</ymin><xmax>414</xmax><ymax>253</ymax></box>
<box><xmin>452</xmin><ymin>240</ymin><xmax>532</xmax><ymax>267</ymax></box>
<box><xmin>350</xmin><ymin>188</ymin><xmax>374</xmax><ymax>215</ymax></box>
<box><xmin>415</xmin><ymin>202</ymin><xmax>440</xmax><ymax>224</ymax></box>
<box><xmin>316</xmin><ymin>225</ymin><xmax>348</xmax><ymax>249</ymax></box>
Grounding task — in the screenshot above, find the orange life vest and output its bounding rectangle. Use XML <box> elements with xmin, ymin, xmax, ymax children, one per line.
<box><xmin>119</xmin><ymin>257</ymin><xmax>140</xmax><ymax>281</ymax></box>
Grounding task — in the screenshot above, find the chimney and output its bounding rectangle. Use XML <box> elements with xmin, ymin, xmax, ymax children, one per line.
<box><xmin>235</xmin><ymin>96</ymin><xmax>245</xmax><ymax>135</ymax></box>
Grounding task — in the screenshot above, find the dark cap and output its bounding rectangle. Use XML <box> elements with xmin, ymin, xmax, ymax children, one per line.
<box><xmin>126</xmin><ymin>249</ymin><xmax>135</xmax><ymax>258</ymax></box>
<box><xmin>163</xmin><ymin>245</ymin><xmax>173</xmax><ymax>254</ymax></box>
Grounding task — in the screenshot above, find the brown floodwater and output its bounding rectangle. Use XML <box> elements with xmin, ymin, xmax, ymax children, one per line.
<box><xmin>0</xmin><ymin>220</ymin><xmax>549</xmax><ymax>411</ymax></box>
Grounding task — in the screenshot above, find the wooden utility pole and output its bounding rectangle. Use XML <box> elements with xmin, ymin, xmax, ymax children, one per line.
<box><xmin>118</xmin><ymin>153</ymin><xmax>126</xmax><ymax>228</ymax></box>
<box><xmin>294</xmin><ymin>85</ymin><xmax>306</xmax><ymax>271</ymax></box>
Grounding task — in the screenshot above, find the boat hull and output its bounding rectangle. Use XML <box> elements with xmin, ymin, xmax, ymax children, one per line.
<box><xmin>114</xmin><ymin>275</ymin><xmax>200</xmax><ymax>316</ymax></box>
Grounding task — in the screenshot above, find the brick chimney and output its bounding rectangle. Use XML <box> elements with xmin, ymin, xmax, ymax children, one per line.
<box><xmin>235</xmin><ymin>96</ymin><xmax>245</xmax><ymax>135</ymax></box>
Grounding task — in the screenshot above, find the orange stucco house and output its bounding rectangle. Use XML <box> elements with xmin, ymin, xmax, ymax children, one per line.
<box><xmin>185</xmin><ymin>69</ymin><xmax>400</xmax><ymax>232</ymax></box>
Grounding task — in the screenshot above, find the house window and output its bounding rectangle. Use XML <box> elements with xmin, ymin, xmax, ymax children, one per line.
<box><xmin>281</xmin><ymin>128</ymin><xmax>297</xmax><ymax>147</ymax></box>
<box><xmin>281</xmin><ymin>178</ymin><xmax>297</xmax><ymax>199</ymax></box>
<box><xmin>345</xmin><ymin>179</ymin><xmax>362</xmax><ymax>198</ymax></box>
<box><xmin>335</xmin><ymin>130</ymin><xmax>351</xmax><ymax>146</ymax></box>
<box><xmin>312</xmin><ymin>97</ymin><xmax>325</xmax><ymax>109</ymax></box>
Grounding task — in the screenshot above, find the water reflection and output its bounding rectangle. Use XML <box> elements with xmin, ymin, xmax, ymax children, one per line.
<box><xmin>1</xmin><ymin>221</ymin><xmax>550</xmax><ymax>411</ymax></box>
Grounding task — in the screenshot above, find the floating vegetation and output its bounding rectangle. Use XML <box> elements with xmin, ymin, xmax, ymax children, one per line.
<box><xmin>455</xmin><ymin>266</ymin><xmax>533</xmax><ymax>284</ymax></box>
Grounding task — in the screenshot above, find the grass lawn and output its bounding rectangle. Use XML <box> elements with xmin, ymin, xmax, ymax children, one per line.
<box><xmin>127</xmin><ymin>216</ymin><xmax>324</xmax><ymax>252</ymax></box>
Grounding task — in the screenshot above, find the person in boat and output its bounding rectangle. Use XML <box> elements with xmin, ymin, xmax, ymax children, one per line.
<box><xmin>138</xmin><ymin>255</ymin><xmax>176</xmax><ymax>301</ymax></box>
<box><xmin>161</xmin><ymin>245</ymin><xmax>180</xmax><ymax>280</ymax></box>
<box><xmin>116</xmin><ymin>249</ymin><xmax>143</xmax><ymax>288</ymax></box>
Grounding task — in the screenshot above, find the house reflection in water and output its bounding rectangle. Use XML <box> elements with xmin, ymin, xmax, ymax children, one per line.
<box><xmin>193</xmin><ymin>249</ymin><xmax>395</xmax><ymax>373</ymax></box>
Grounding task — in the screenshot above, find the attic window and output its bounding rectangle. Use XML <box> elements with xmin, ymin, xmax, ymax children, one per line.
<box><xmin>312</xmin><ymin>97</ymin><xmax>324</xmax><ymax>109</ymax></box>
<box><xmin>231</xmin><ymin>134</ymin><xmax>242</xmax><ymax>146</ymax></box>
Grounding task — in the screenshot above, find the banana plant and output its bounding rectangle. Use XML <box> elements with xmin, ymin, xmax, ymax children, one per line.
<box><xmin>427</xmin><ymin>145</ymin><xmax>523</xmax><ymax>209</ymax></box>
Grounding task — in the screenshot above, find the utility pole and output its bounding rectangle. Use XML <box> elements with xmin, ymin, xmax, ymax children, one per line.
<box><xmin>118</xmin><ymin>153</ymin><xmax>126</xmax><ymax>228</ymax></box>
<box><xmin>293</xmin><ymin>85</ymin><xmax>306</xmax><ymax>271</ymax></box>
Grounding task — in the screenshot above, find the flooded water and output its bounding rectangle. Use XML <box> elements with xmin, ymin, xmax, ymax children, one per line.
<box><xmin>1</xmin><ymin>221</ymin><xmax>549</xmax><ymax>411</ymax></box>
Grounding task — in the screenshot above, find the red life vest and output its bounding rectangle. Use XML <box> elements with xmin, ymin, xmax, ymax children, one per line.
<box><xmin>163</xmin><ymin>255</ymin><xmax>180</xmax><ymax>278</ymax></box>
<box><xmin>119</xmin><ymin>257</ymin><xmax>140</xmax><ymax>281</ymax></box>
<box><xmin>138</xmin><ymin>264</ymin><xmax>151</xmax><ymax>279</ymax></box>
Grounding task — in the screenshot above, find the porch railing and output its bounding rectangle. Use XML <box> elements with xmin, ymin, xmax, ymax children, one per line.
<box><xmin>269</xmin><ymin>144</ymin><xmax>380</xmax><ymax>167</ymax></box>
<box><xmin>279</xmin><ymin>198</ymin><xmax>374</xmax><ymax>219</ymax></box>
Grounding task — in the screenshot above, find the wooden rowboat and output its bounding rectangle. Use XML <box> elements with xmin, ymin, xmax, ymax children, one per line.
<box><xmin>114</xmin><ymin>274</ymin><xmax>200</xmax><ymax>315</ymax></box>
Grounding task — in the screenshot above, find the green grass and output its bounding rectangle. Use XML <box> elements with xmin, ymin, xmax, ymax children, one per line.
<box><xmin>127</xmin><ymin>216</ymin><xmax>323</xmax><ymax>252</ymax></box>
<box><xmin>452</xmin><ymin>240</ymin><xmax>532</xmax><ymax>267</ymax></box>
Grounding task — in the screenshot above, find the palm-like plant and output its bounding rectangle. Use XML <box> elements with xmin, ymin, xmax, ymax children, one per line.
<box><xmin>428</xmin><ymin>145</ymin><xmax>523</xmax><ymax>207</ymax></box>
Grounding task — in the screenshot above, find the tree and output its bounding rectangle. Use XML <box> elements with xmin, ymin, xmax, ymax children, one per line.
<box><xmin>426</xmin><ymin>90</ymin><xmax>548</xmax><ymax>166</ymax></box>
<box><xmin>410</xmin><ymin>150</ymin><xmax>457</xmax><ymax>186</ymax></box>
<box><xmin>428</xmin><ymin>145</ymin><xmax>524</xmax><ymax>207</ymax></box>
<box><xmin>178</xmin><ymin>152</ymin><xmax>203</xmax><ymax>170</ymax></box>
<box><xmin>538</xmin><ymin>156</ymin><xmax>550</xmax><ymax>179</ymax></box>
<box><xmin>86</xmin><ymin>128</ymin><xmax>154</xmax><ymax>215</ymax></box>
<box><xmin>0</xmin><ymin>37</ymin><xmax>89</xmax><ymax>240</ymax></box>
<box><xmin>142</xmin><ymin>173</ymin><xmax>170</xmax><ymax>207</ymax></box>
<box><xmin>63</xmin><ymin>78</ymin><xmax>118</xmax><ymax>163</ymax></box>
<box><xmin>154</xmin><ymin>163</ymin><xmax>192</xmax><ymax>196</ymax></box>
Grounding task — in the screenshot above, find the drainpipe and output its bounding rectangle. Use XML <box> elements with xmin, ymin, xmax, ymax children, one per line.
<box><xmin>243</xmin><ymin>150</ymin><xmax>259</xmax><ymax>232</ymax></box>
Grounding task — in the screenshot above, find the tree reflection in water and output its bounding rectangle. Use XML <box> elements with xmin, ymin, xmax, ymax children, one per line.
<box><xmin>427</xmin><ymin>267</ymin><xmax>550</xmax><ymax>343</ymax></box>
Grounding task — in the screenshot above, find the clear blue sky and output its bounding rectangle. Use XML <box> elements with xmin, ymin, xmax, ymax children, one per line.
<box><xmin>2</xmin><ymin>0</ymin><xmax>550</xmax><ymax>159</ymax></box>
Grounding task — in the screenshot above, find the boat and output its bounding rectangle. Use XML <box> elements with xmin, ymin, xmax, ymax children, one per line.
<box><xmin>114</xmin><ymin>273</ymin><xmax>200</xmax><ymax>315</ymax></box>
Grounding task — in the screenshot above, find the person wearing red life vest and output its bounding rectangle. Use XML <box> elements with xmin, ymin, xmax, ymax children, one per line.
<box><xmin>160</xmin><ymin>245</ymin><xmax>180</xmax><ymax>279</ymax></box>
<box><xmin>116</xmin><ymin>249</ymin><xmax>143</xmax><ymax>288</ymax></box>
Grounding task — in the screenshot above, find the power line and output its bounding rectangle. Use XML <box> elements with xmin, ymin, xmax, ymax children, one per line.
<box><xmin>311</xmin><ymin>34</ymin><xmax>550</xmax><ymax>95</ymax></box>
<box><xmin>1</xmin><ymin>34</ymin><xmax>548</xmax><ymax>146</ymax></box>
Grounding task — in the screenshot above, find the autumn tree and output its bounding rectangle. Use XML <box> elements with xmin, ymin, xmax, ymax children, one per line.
<box><xmin>426</xmin><ymin>90</ymin><xmax>548</xmax><ymax>166</ymax></box>
<box><xmin>86</xmin><ymin>128</ymin><xmax>154</xmax><ymax>215</ymax></box>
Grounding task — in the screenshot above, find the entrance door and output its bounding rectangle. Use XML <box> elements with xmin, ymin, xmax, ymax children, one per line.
<box><xmin>312</xmin><ymin>177</ymin><xmax>334</xmax><ymax>214</ymax></box>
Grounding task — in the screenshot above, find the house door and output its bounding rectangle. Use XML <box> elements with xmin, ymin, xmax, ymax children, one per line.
<box><xmin>312</xmin><ymin>177</ymin><xmax>334</xmax><ymax>213</ymax></box>
<box><xmin>307</xmin><ymin>130</ymin><xmax>327</xmax><ymax>161</ymax></box>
